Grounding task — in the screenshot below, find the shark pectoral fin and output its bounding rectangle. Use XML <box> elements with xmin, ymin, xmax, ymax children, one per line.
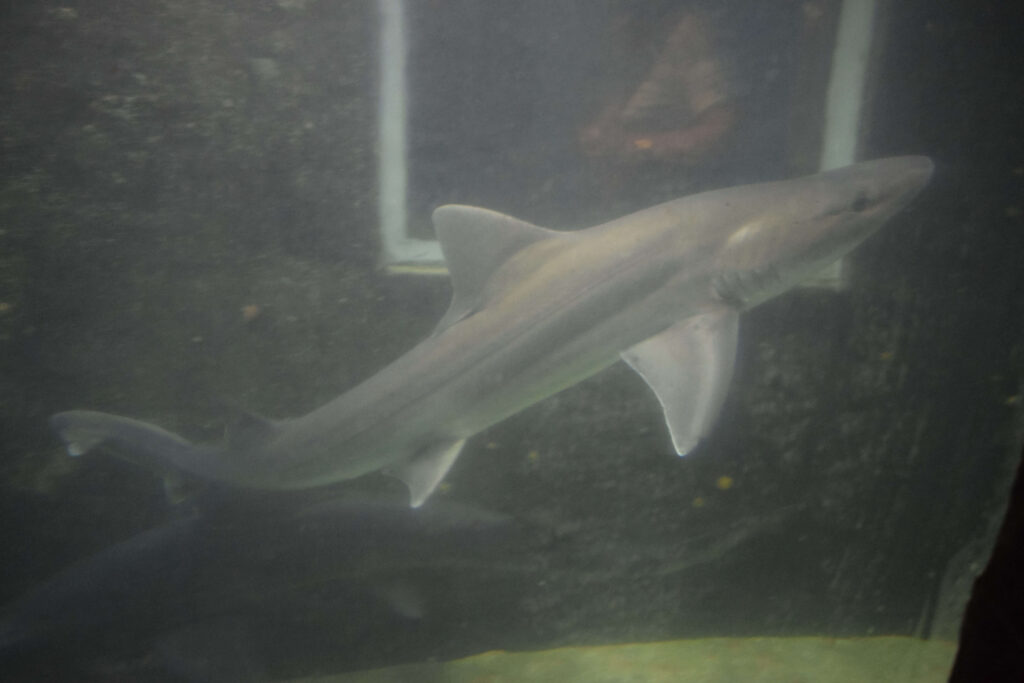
<box><xmin>621</xmin><ymin>308</ymin><xmax>740</xmax><ymax>456</ymax></box>
<box><xmin>391</xmin><ymin>438</ymin><xmax>466</xmax><ymax>508</ymax></box>
<box><xmin>431</xmin><ymin>205</ymin><xmax>561</xmax><ymax>332</ymax></box>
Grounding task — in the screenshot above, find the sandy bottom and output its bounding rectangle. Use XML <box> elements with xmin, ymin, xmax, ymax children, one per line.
<box><xmin>287</xmin><ymin>635</ymin><xmax>957</xmax><ymax>683</ymax></box>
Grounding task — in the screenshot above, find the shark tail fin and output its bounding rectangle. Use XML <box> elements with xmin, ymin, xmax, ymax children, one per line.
<box><xmin>49</xmin><ymin>410</ymin><xmax>229</xmax><ymax>485</ymax></box>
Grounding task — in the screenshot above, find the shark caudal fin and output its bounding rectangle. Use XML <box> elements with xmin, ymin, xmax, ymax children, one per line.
<box><xmin>49</xmin><ymin>410</ymin><xmax>232</xmax><ymax>485</ymax></box>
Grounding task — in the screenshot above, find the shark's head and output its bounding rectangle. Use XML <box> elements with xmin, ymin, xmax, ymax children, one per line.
<box><xmin>711</xmin><ymin>156</ymin><xmax>934</xmax><ymax>307</ymax></box>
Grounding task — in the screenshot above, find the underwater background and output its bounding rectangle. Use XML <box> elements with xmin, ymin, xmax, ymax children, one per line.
<box><xmin>1</xmin><ymin>1</ymin><xmax>1022</xmax><ymax>680</ymax></box>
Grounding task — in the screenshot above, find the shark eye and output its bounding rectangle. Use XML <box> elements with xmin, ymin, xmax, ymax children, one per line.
<box><xmin>850</xmin><ymin>191</ymin><xmax>870</xmax><ymax>212</ymax></box>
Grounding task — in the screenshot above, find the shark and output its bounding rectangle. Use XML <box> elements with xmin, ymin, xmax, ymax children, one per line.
<box><xmin>51</xmin><ymin>156</ymin><xmax>933</xmax><ymax>507</ymax></box>
<box><xmin>0</xmin><ymin>492</ymin><xmax>521</xmax><ymax>677</ymax></box>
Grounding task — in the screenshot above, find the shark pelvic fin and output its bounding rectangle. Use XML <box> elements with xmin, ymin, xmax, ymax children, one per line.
<box><xmin>431</xmin><ymin>205</ymin><xmax>560</xmax><ymax>332</ymax></box>
<box><xmin>390</xmin><ymin>438</ymin><xmax>466</xmax><ymax>508</ymax></box>
<box><xmin>223</xmin><ymin>410</ymin><xmax>279</xmax><ymax>453</ymax></box>
<box><xmin>621</xmin><ymin>308</ymin><xmax>739</xmax><ymax>456</ymax></box>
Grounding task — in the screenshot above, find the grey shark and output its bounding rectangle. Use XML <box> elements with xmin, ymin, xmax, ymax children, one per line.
<box><xmin>0</xmin><ymin>492</ymin><xmax>520</xmax><ymax>677</ymax></box>
<box><xmin>51</xmin><ymin>157</ymin><xmax>933</xmax><ymax>506</ymax></box>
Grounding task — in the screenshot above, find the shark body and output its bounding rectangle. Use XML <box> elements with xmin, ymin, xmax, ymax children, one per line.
<box><xmin>0</xmin><ymin>492</ymin><xmax>519</xmax><ymax>676</ymax></box>
<box><xmin>52</xmin><ymin>157</ymin><xmax>933</xmax><ymax>506</ymax></box>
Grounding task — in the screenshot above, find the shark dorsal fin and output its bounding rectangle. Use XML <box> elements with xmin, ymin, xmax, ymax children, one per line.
<box><xmin>431</xmin><ymin>205</ymin><xmax>560</xmax><ymax>332</ymax></box>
